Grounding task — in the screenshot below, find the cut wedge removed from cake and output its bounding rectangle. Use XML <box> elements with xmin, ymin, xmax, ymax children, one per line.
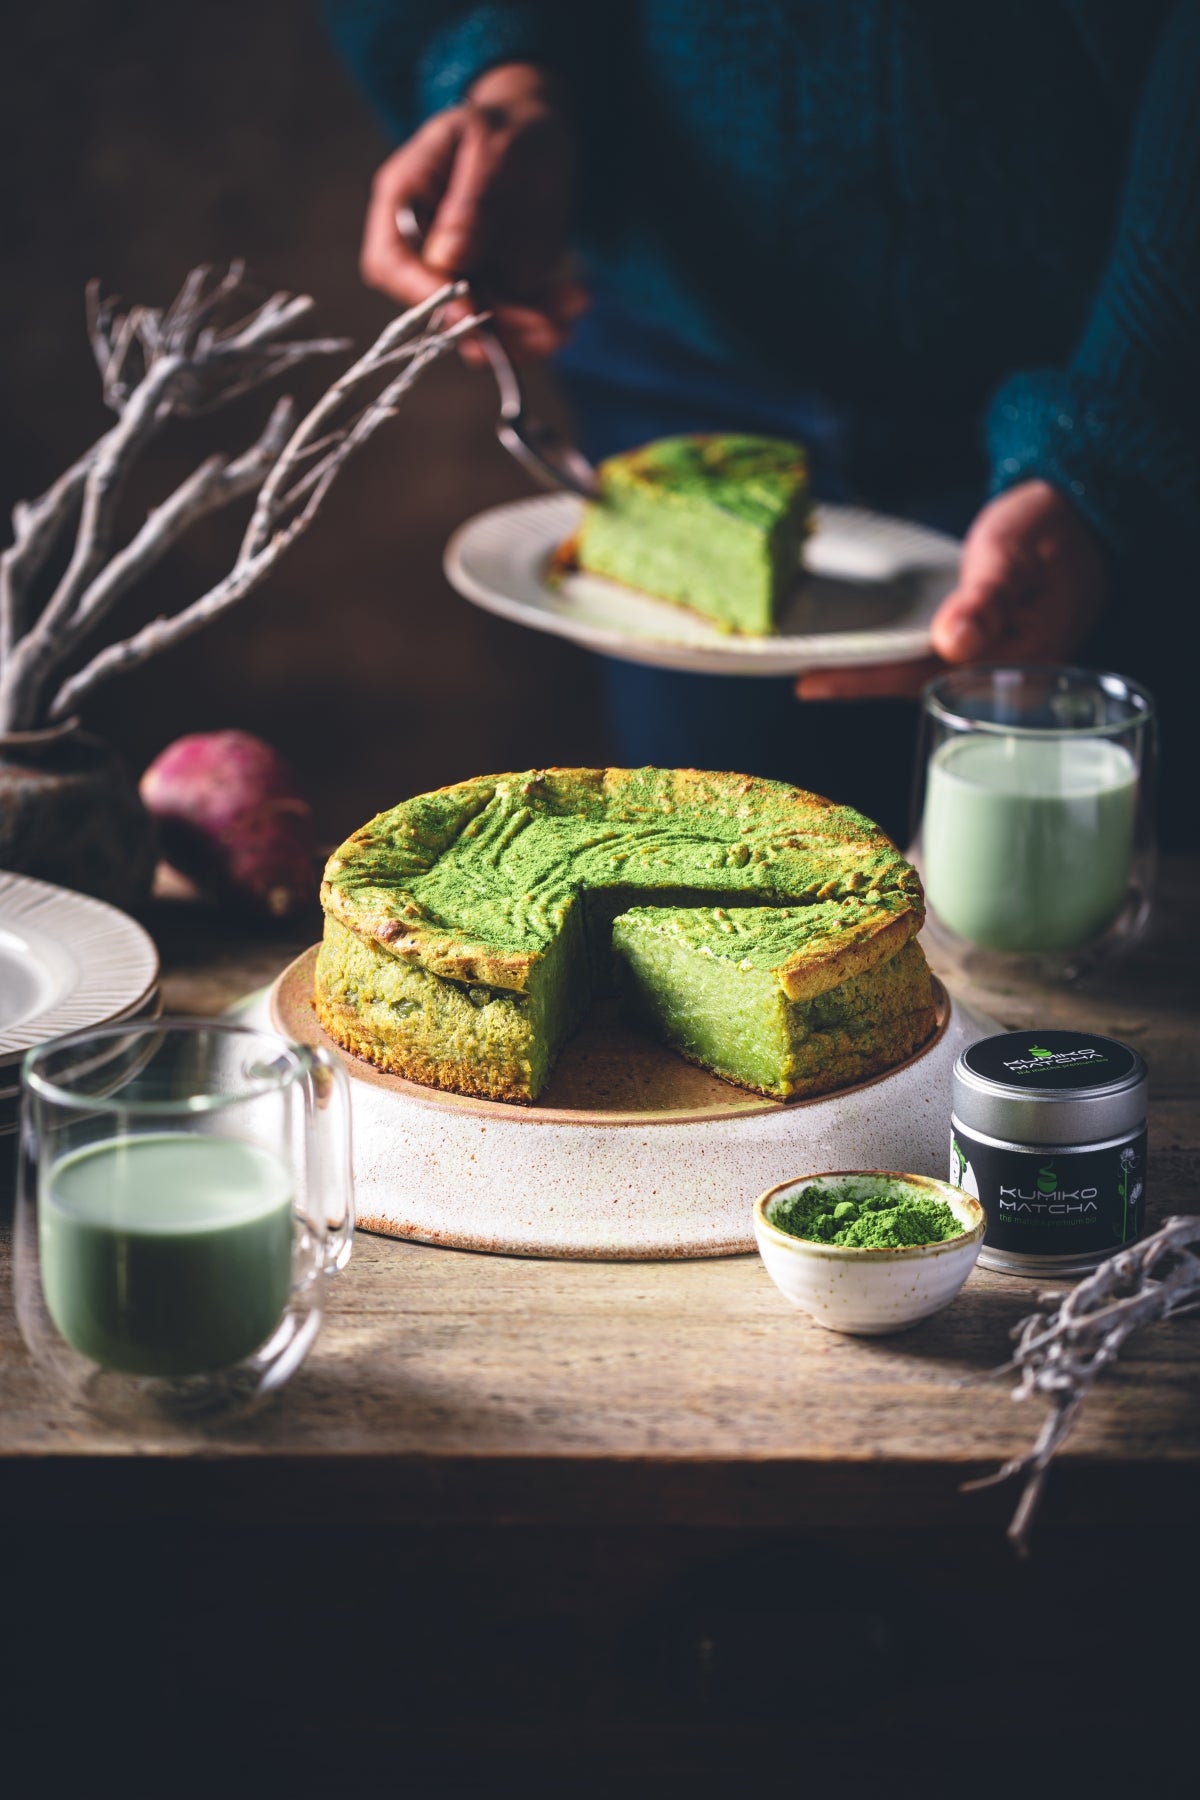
<box><xmin>613</xmin><ymin>905</ymin><xmax>935</xmax><ymax>1098</ymax></box>
<box><xmin>315</xmin><ymin>767</ymin><xmax>936</xmax><ymax>1104</ymax></box>
<box><xmin>567</xmin><ymin>435</ymin><xmax>811</xmax><ymax>634</ymax></box>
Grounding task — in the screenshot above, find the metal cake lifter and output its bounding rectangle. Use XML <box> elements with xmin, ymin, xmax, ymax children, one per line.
<box><xmin>395</xmin><ymin>204</ymin><xmax>597</xmax><ymax>498</ymax></box>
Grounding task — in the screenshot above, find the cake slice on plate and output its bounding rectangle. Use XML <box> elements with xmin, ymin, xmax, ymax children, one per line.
<box><xmin>566</xmin><ymin>434</ymin><xmax>811</xmax><ymax>634</ymax></box>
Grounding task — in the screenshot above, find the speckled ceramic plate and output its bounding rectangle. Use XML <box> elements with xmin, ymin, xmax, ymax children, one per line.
<box><xmin>265</xmin><ymin>947</ymin><xmax>997</xmax><ymax>1260</ymax></box>
<box><xmin>0</xmin><ymin>872</ymin><xmax>159</xmax><ymax>1069</ymax></box>
<box><xmin>444</xmin><ymin>493</ymin><xmax>960</xmax><ymax>676</ymax></box>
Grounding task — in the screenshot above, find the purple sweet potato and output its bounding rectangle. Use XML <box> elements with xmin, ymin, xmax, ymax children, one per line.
<box><xmin>140</xmin><ymin>731</ymin><xmax>317</xmax><ymax>918</ymax></box>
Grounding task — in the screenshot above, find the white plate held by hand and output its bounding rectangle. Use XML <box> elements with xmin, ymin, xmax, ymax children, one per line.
<box><xmin>444</xmin><ymin>493</ymin><xmax>960</xmax><ymax>677</ymax></box>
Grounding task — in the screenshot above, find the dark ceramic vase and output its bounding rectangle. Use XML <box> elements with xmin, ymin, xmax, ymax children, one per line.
<box><xmin>0</xmin><ymin>720</ymin><xmax>156</xmax><ymax>909</ymax></box>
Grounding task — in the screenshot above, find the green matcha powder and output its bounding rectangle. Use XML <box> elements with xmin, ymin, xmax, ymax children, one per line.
<box><xmin>769</xmin><ymin>1183</ymin><xmax>961</xmax><ymax>1249</ymax></box>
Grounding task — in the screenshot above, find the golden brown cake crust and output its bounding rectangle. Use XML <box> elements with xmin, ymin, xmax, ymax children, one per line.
<box><xmin>313</xmin><ymin>985</ymin><xmax>541</xmax><ymax>1103</ymax></box>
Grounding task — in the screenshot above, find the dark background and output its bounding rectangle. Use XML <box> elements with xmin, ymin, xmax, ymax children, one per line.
<box><xmin>2</xmin><ymin>0</ymin><xmax>610</xmax><ymax>844</ymax></box>
<box><xmin>3</xmin><ymin>13</ymin><xmax>1197</xmax><ymax>1791</ymax></box>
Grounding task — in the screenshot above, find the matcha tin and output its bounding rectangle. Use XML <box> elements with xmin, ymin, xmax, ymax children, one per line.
<box><xmin>950</xmin><ymin>1029</ymin><xmax>1147</xmax><ymax>1275</ymax></box>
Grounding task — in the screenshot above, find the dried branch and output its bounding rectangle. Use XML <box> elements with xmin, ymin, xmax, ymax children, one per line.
<box><xmin>46</xmin><ymin>397</ymin><xmax>296</xmax><ymax>670</ymax></box>
<box><xmin>26</xmin><ymin>358</ymin><xmax>195</xmax><ymax>658</ymax></box>
<box><xmin>45</xmin><ymin>284</ymin><xmax>485</xmax><ymax>721</ymax></box>
<box><xmin>245</xmin><ymin>303</ymin><xmax>482</xmax><ymax>547</ymax></box>
<box><xmin>963</xmin><ymin>1216</ymin><xmax>1200</xmax><ymax>1553</ymax></box>
<box><xmin>1</xmin><ymin>441</ymin><xmax>105</xmax><ymax>661</ymax></box>
<box><xmin>47</xmin><ymin>538</ymin><xmax>283</xmax><ymax>718</ymax></box>
<box><xmin>238</xmin><ymin>280</ymin><xmax>470</xmax><ymax>561</ymax></box>
<box><xmin>1</xmin><ymin>262</ymin><xmax>482</xmax><ymax>731</ymax></box>
<box><xmin>0</xmin><ymin>264</ymin><xmax>350</xmax><ymax>732</ymax></box>
<box><xmin>85</xmin><ymin>265</ymin><xmax>345</xmax><ymax>416</ymax></box>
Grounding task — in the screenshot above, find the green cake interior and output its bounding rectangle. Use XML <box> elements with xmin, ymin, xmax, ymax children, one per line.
<box><xmin>612</xmin><ymin>908</ymin><xmax>933</xmax><ymax>1098</ymax></box>
<box><xmin>318</xmin><ymin>910</ymin><xmax>589</xmax><ymax>1101</ymax></box>
<box><xmin>575</xmin><ymin>435</ymin><xmax>811</xmax><ymax>634</ymax></box>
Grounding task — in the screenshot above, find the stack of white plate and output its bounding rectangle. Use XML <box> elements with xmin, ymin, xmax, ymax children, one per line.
<box><xmin>0</xmin><ymin>871</ymin><xmax>160</xmax><ymax>1139</ymax></box>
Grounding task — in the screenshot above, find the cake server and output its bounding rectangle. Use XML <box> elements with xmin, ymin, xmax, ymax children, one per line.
<box><xmin>395</xmin><ymin>204</ymin><xmax>598</xmax><ymax>499</ymax></box>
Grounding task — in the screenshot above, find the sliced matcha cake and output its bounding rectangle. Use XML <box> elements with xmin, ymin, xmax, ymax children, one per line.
<box><xmin>315</xmin><ymin>768</ymin><xmax>935</xmax><ymax>1104</ymax></box>
<box><xmin>571</xmin><ymin>435</ymin><xmax>811</xmax><ymax>634</ymax></box>
<box><xmin>612</xmin><ymin>904</ymin><xmax>935</xmax><ymax>1099</ymax></box>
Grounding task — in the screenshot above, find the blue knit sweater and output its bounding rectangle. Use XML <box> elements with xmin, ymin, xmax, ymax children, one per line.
<box><xmin>327</xmin><ymin>2</ymin><xmax>1200</xmax><ymax>574</ymax></box>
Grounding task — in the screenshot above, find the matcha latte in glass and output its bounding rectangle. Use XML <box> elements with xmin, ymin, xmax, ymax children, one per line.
<box><xmin>911</xmin><ymin>667</ymin><xmax>1156</xmax><ymax>981</ymax></box>
<box><xmin>14</xmin><ymin>1020</ymin><xmax>354</xmax><ymax>1425</ymax></box>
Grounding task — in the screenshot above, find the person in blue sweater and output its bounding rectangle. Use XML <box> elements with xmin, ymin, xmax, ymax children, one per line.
<box><xmin>327</xmin><ymin>3</ymin><xmax>1198</xmax><ymax>843</ymax></box>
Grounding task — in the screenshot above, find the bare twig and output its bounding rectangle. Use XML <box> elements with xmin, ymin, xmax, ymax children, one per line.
<box><xmin>239</xmin><ymin>279</ymin><xmax>469</xmax><ymax>560</ymax></box>
<box><xmin>245</xmin><ymin>305</ymin><xmax>483</xmax><ymax>545</ymax></box>
<box><xmin>963</xmin><ymin>1216</ymin><xmax>1200</xmax><ymax>1553</ymax></box>
<box><xmin>83</xmin><ymin>265</ymin><xmax>346</xmax><ymax>416</ymax></box>
<box><xmin>43</xmin><ymin>284</ymin><xmax>486</xmax><ymax>721</ymax></box>
<box><xmin>1</xmin><ymin>440</ymin><xmax>107</xmax><ymax>660</ymax></box>
<box><xmin>47</xmin><ymin>537</ymin><xmax>283</xmax><ymax>718</ymax></box>
<box><xmin>48</xmin><ymin>397</ymin><xmax>296</xmax><ymax>666</ymax></box>
<box><xmin>0</xmin><ymin>263</ymin><xmax>351</xmax><ymax>732</ymax></box>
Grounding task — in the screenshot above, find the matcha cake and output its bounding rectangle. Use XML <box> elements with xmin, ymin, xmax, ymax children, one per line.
<box><xmin>566</xmin><ymin>435</ymin><xmax>811</xmax><ymax>633</ymax></box>
<box><xmin>315</xmin><ymin>768</ymin><xmax>936</xmax><ymax>1104</ymax></box>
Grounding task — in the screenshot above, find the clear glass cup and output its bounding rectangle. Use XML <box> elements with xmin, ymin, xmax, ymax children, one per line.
<box><xmin>14</xmin><ymin>1019</ymin><xmax>354</xmax><ymax>1426</ymax></box>
<box><xmin>910</xmin><ymin>666</ymin><xmax>1156</xmax><ymax>982</ymax></box>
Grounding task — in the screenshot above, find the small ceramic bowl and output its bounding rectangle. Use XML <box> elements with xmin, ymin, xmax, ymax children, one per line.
<box><xmin>753</xmin><ymin>1170</ymin><xmax>985</xmax><ymax>1335</ymax></box>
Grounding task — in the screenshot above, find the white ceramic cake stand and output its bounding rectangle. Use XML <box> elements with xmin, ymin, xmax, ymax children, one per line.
<box><xmin>267</xmin><ymin>948</ymin><xmax>994</xmax><ymax>1261</ymax></box>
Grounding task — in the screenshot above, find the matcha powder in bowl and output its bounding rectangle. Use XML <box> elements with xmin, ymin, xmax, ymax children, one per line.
<box><xmin>753</xmin><ymin>1172</ymin><xmax>986</xmax><ymax>1334</ymax></box>
<box><xmin>770</xmin><ymin>1181</ymin><xmax>963</xmax><ymax>1249</ymax></box>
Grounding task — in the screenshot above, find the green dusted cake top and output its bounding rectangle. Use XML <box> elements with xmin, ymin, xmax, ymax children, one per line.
<box><xmin>322</xmin><ymin>768</ymin><xmax>923</xmax><ymax>994</ymax></box>
<box><xmin>612</xmin><ymin>897</ymin><xmax>916</xmax><ymax>971</ymax></box>
<box><xmin>598</xmin><ymin>435</ymin><xmax>809</xmax><ymax>533</ymax></box>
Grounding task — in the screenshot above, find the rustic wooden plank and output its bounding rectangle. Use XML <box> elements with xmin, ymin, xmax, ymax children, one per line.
<box><xmin>4</xmin><ymin>1217</ymin><xmax>1198</xmax><ymax>1470</ymax></box>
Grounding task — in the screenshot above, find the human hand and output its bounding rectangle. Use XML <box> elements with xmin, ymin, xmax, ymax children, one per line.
<box><xmin>794</xmin><ymin>480</ymin><xmax>1113</xmax><ymax>701</ymax></box>
<box><xmin>359</xmin><ymin>62</ymin><xmax>587</xmax><ymax>364</ymax></box>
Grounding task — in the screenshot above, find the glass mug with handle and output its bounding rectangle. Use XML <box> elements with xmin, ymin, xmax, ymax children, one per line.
<box><xmin>911</xmin><ymin>665</ymin><xmax>1156</xmax><ymax>981</ymax></box>
<box><xmin>15</xmin><ymin>1019</ymin><xmax>353</xmax><ymax>1424</ymax></box>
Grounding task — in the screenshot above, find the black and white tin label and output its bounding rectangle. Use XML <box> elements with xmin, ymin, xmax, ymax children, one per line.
<box><xmin>950</xmin><ymin>1126</ymin><xmax>1147</xmax><ymax>1260</ymax></box>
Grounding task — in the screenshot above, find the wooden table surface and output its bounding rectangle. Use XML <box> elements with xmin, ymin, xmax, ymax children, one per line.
<box><xmin>3</xmin><ymin>861</ymin><xmax>1197</xmax><ymax>1536</ymax></box>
